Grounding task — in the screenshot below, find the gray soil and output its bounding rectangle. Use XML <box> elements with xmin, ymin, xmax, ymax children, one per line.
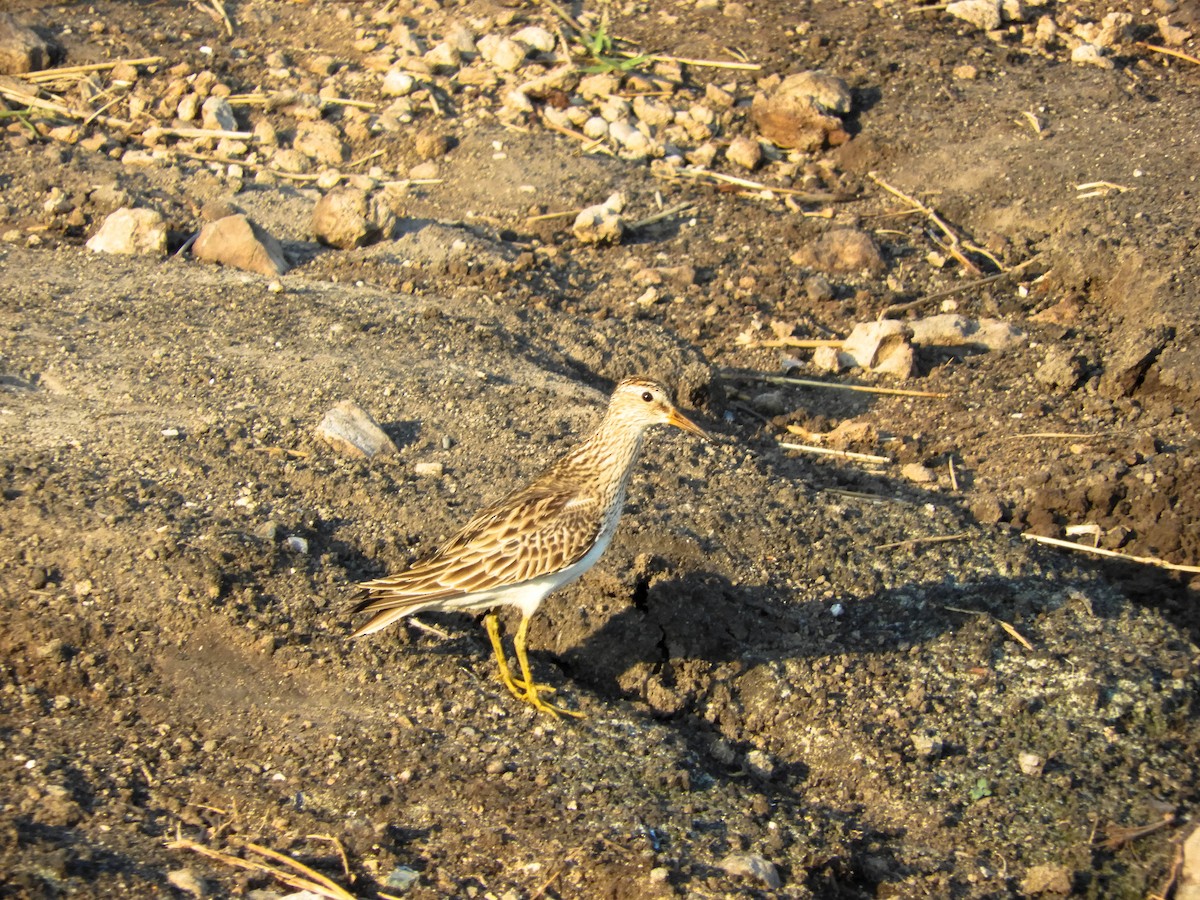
<box><xmin>1</xmin><ymin>1</ymin><xmax>1198</xmax><ymax>898</ymax></box>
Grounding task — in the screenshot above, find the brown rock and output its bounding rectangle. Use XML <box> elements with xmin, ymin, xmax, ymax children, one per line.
<box><xmin>315</xmin><ymin>401</ymin><xmax>398</xmax><ymax>459</ymax></box>
<box><xmin>726</xmin><ymin>135</ymin><xmax>763</xmax><ymax>171</ymax></box>
<box><xmin>1021</xmin><ymin>862</ymin><xmax>1073</xmax><ymax>895</ymax></box>
<box><xmin>414</xmin><ymin>130</ymin><xmax>453</xmax><ymax>160</ymax></box>
<box><xmin>293</xmin><ymin>120</ymin><xmax>347</xmax><ymax>166</ymax></box>
<box><xmin>312</xmin><ymin>187</ymin><xmax>397</xmax><ymax>249</ymax></box>
<box><xmin>791</xmin><ymin>227</ymin><xmax>884</xmax><ymax>274</ymax></box>
<box><xmin>1098</xmin><ymin>324</ymin><xmax>1173</xmax><ymax>399</ymax></box>
<box><xmin>751</xmin><ymin>70</ymin><xmax>852</xmax><ymax>150</ymax></box>
<box><xmin>0</xmin><ymin>13</ymin><xmax>54</xmax><ymax>74</ymax></box>
<box><xmin>192</xmin><ymin>215</ymin><xmax>289</xmax><ymax>277</ymax></box>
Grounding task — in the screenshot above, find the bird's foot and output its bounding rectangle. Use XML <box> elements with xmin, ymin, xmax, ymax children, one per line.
<box><xmin>516</xmin><ymin>680</ymin><xmax>585</xmax><ymax>719</ymax></box>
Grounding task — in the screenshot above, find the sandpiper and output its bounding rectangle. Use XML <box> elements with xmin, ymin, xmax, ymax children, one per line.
<box><xmin>351</xmin><ymin>376</ymin><xmax>710</xmax><ymax>717</ymax></box>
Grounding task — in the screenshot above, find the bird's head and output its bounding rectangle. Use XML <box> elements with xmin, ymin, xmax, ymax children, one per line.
<box><xmin>610</xmin><ymin>377</ymin><xmax>711</xmax><ymax>440</ymax></box>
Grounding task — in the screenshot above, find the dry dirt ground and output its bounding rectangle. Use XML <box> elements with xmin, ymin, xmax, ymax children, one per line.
<box><xmin>1</xmin><ymin>0</ymin><xmax>1199</xmax><ymax>898</ymax></box>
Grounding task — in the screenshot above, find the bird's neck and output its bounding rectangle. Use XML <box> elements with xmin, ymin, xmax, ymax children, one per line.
<box><xmin>572</xmin><ymin>410</ymin><xmax>647</xmax><ymax>500</ymax></box>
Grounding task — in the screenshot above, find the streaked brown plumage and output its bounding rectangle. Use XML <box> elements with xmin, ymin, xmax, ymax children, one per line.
<box><xmin>351</xmin><ymin>376</ymin><xmax>710</xmax><ymax>716</ymax></box>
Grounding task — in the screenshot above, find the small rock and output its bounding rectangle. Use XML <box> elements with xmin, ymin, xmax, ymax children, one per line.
<box><xmin>0</xmin><ymin>12</ymin><xmax>54</xmax><ymax>74</ymax></box>
<box><xmin>946</xmin><ymin>0</ymin><xmax>1002</xmax><ymax>30</ymax></box>
<box><xmin>293</xmin><ymin>120</ymin><xmax>348</xmax><ymax>166</ymax></box>
<box><xmin>477</xmin><ymin>34</ymin><xmax>526</xmax><ymax>72</ymax></box>
<box><xmin>384</xmin><ymin>866</ymin><xmax>420</xmax><ymax>891</ymax></box>
<box><xmin>511</xmin><ymin>26</ymin><xmax>555</xmax><ymax>53</ymax></box>
<box><xmin>791</xmin><ymin>227</ymin><xmax>884</xmax><ymax>274</ymax></box>
<box><xmin>201</xmin><ymin>96</ymin><xmax>237</xmax><ymax>131</ymax></box>
<box><xmin>839</xmin><ymin>320</ymin><xmax>914</xmax><ymax>377</ymax></box>
<box><xmin>911</xmin><ymin>731</ymin><xmax>944</xmax><ymax>758</ymax></box>
<box><xmin>1018</xmin><ymin>752</ymin><xmax>1045</xmax><ymax>776</ymax></box>
<box><xmin>1021</xmin><ymin>862</ymin><xmax>1073</xmax><ymax>895</ymax></box>
<box><xmin>608</xmin><ymin>119</ymin><xmax>652</xmax><ymax>157</ymax></box>
<box><xmin>804</xmin><ymin>274</ymin><xmax>834</xmax><ymax>301</ymax></box>
<box><xmin>573</xmin><ymin>192</ymin><xmax>626</xmax><ymax>244</ymax></box>
<box><xmin>582</xmin><ymin>116</ymin><xmax>609</xmax><ymax>139</ymax></box>
<box><xmin>177</xmin><ymin>92</ymin><xmax>200</xmax><ymax>121</ymax></box>
<box><xmin>312</xmin><ymin>187</ymin><xmax>397</xmax><ymax>249</ymax></box>
<box><xmin>1099</xmin><ymin>325</ymin><xmax>1172</xmax><ymax>399</ymax></box>
<box><xmin>751</xmin><ymin>70</ymin><xmax>851</xmax><ymax>150</ymax></box>
<box><xmin>1071</xmin><ymin>43</ymin><xmax>1113</xmax><ymax>69</ymax></box>
<box><xmin>192</xmin><ymin>215</ymin><xmax>289</xmax><ymax>277</ymax></box>
<box><xmin>315</xmin><ymin>401</ymin><xmax>399</xmax><ymax>460</ymax></box>
<box><xmin>632</xmin><ymin>95</ymin><xmax>673</xmax><ymax>127</ymax></box>
<box><xmin>720</xmin><ymin>853</ymin><xmax>782</xmax><ymax>890</ymax></box>
<box><xmin>908</xmin><ymin>314</ymin><xmax>1026</xmax><ymax>350</ymax></box>
<box><xmin>1157</xmin><ymin>15</ymin><xmax>1193</xmax><ymax>46</ymax></box>
<box><xmin>1035</xmin><ymin>346</ymin><xmax>1087</xmax><ymax>393</ymax></box>
<box><xmin>811</xmin><ymin>344</ymin><xmax>843</xmax><ymax>372</ymax></box>
<box><xmin>649</xmin><ymin>867</ymin><xmax>671</xmax><ymax>884</ymax></box>
<box><xmin>578</xmin><ymin>72</ymin><xmax>619</xmax><ymax>99</ymax></box>
<box><xmin>744</xmin><ymin>749</ymin><xmax>776</xmax><ymax>779</ymax></box>
<box><xmin>382</xmin><ymin>69</ymin><xmax>416</xmax><ymax>96</ymax></box>
<box><xmin>414</xmin><ymin>130</ymin><xmax>453</xmax><ymax>160</ymax></box>
<box><xmin>485</xmin><ymin>758</ymin><xmax>508</xmax><ymax>775</ymax></box>
<box><xmin>167</xmin><ymin>868</ymin><xmax>209</xmax><ymax>898</ymax></box>
<box><xmin>254</xmin><ymin>521</ymin><xmax>280</xmax><ymax>541</ymax></box>
<box><xmin>970</xmin><ymin>495</ymin><xmax>1006</xmax><ymax>525</ymax></box>
<box><xmin>750</xmin><ymin>391</ymin><xmax>788</xmax><ymax>416</ymax></box>
<box><xmin>901</xmin><ymin>463</ymin><xmax>937</xmax><ymax>484</ymax></box>
<box><xmin>86</xmin><ymin>207</ymin><xmax>168</xmax><ymax>257</ymax></box>
<box><xmin>726</xmin><ymin>135</ymin><xmax>763</xmax><ymax>171</ymax></box>
<box><xmin>413</xmin><ymin>461</ymin><xmax>444</xmax><ymax>478</ymax></box>
<box><xmin>424</xmin><ymin>41</ymin><xmax>461</xmax><ymax>71</ymax></box>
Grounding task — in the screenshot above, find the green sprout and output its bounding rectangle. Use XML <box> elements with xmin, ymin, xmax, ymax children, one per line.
<box><xmin>578</xmin><ymin>14</ymin><xmax>652</xmax><ymax>74</ymax></box>
<box><xmin>968</xmin><ymin>777</ymin><xmax>993</xmax><ymax>802</ymax></box>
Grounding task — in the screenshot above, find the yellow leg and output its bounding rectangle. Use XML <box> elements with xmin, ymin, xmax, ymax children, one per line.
<box><xmin>483</xmin><ymin>612</ymin><xmax>524</xmax><ymax>700</ymax></box>
<box><xmin>513</xmin><ymin>615</ymin><xmax>585</xmax><ymax>719</ymax></box>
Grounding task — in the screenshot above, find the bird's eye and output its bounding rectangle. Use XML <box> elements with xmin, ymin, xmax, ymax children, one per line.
<box><xmin>641</xmin><ymin>391</ymin><xmax>654</xmax><ymax>402</ymax></box>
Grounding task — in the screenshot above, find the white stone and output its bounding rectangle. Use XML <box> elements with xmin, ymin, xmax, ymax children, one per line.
<box><xmin>573</xmin><ymin>193</ymin><xmax>626</xmax><ymax>244</ymax></box>
<box><xmin>1071</xmin><ymin>42</ymin><xmax>1112</xmax><ymax>67</ymax></box>
<box><xmin>86</xmin><ymin>207</ymin><xmax>167</xmax><ymax>257</ymax></box>
<box><xmin>582</xmin><ymin>116</ymin><xmax>609</xmax><ymax>139</ymax></box>
<box><xmin>511</xmin><ymin>26</ymin><xmax>555</xmax><ymax>54</ymax></box>
<box><xmin>632</xmin><ymin>95</ymin><xmax>673</xmax><ymax>127</ymax></box>
<box><xmin>201</xmin><ymin>96</ymin><xmax>237</xmax><ymax>131</ymax></box>
<box><xmin>946</xmin><ymin>0</ymin><xmax>1002</xmax><ymax>30</ymax></box>
<box><xmin>477</xmin><ymin>34</ymin><xmax>526</xmax><ymax>72</ymax></box>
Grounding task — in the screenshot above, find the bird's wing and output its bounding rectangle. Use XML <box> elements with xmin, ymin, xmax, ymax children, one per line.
<box><xmin>354</xmin><ymin>477</ymin><xmax>603</xmax><ymax>617</ymax></box>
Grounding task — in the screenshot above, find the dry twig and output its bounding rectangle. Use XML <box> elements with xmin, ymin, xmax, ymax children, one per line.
<box><xmin>868</xmin><ymin>171</ymin><xmax>993</xmax><ymax>275</ymax></box>
<box><xmin>168</xmin><ymin>838</ymin><xmax>355</xmax><ymax>900</ymax></box>
<box><xmin>778</xmin><ymin>442</ymin><xmax>892</xmax><ymax>465</ymax></box>
<box><xmin>1095</xmin><ymin>813</ymin><xmax>1175</xmax><ymax>850</ymax></box>
<box><xmin>726</xmin><ymin>371</ymin><xmax>949</xmax><ymax>399</ymax></box>
<box><xmin>944</xmin><ymin>606</ymin><xmax>1034</xmax><ymax>650</ymax></box>
<box><xmin>675</xmin><ymin>166</ymin><xmax>854</xmax><ymax>202</ymax></box>
<box><xmin>878</xmin><ymin>257</ymin><xmax>1040</xmax><ymax>318</ymax></box>
<box><xmin>627</xmin><ymin>200</ymin><xmax>696</xmax><ymax>231</ymax></box>
<box><xmin>22</xmin><ymin>56</ymin><xmax>164</xmax><ymax>83</ymax></box>
<box><xmin>1022</xmin><ymin>533</ymin><xmax>1200</xmax><ymax>574</ymax></box>
<box><xmin>1136</xmin><ymin>41</ymin><xmax>1200</xmax><ymax>66</ymax></box>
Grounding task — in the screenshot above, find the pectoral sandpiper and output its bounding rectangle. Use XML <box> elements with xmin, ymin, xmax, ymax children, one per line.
<box><xmin>351</xmin><ymin>376</ymin><xmax>710</xmax><ymax>717</ymax></box>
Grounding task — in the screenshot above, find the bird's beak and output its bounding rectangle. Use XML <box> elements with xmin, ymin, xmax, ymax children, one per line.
<box><xmin>667</xmin><ymin>408</ymin><xmax>712</xmax><ymax>441</ymax></box>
